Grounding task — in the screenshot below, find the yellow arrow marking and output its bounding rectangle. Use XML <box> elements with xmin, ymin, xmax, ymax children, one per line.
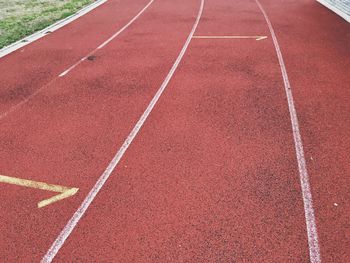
<box><xmin>193</xmin><ymin>35</ymin><xmax>268</xmax><ymax>41</ymax></box>
<box><xmin>0</xmin><ymin>174</ymin><xmax>79</xmax><ymax>208</ymax></box>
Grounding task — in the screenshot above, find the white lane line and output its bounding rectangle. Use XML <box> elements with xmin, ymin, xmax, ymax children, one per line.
<box><xmin>254</xmin><ymin>1</ymin><xmax>321</xmax><ymax>262</ymax></box>
<box><xmin>0</xmin><ymin>77</ymin><xmax>56</xmax><ymax>121</ymax></box>
<box><xmin>59</xmin><ymin>0</ymin><xmax>155</xmax><ymax>77</ymax></box>
<box><xmin>59</xmin><ymin>58</ymin><xmax>86</xmax><ymax>77</ymax></box>
<box><xmin>0</xmin><ymin>0</ymin><xmax>108</xmax><ymax>59</ymax></box>
<box><xmin>0</xmin><ymin>0</ymin><xmax>154</xmax><ymax>121</ymax></box>
<box><xmin>97</xmin><ymin>0</ymin><xmax>154</xmax><ymax>49</ymax></box>
<box><xmin>41</xmin><ymin>0</ymin><xmax>205</xmax><ymax>262</ymax></box>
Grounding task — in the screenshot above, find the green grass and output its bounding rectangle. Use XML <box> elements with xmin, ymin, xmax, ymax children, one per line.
<box><xmin>0</xmin><ymin>0</ymin><xmax>95</xmax><ymax>49</ymax></box>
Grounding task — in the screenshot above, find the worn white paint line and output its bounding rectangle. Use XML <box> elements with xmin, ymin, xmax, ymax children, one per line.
<box><xmin>41</xmin><ymin>0</ymin><xmax>204</xmax><ymax>262</ymax></box>
<box><xmin>59</xmin><ymin>58</ymin><xmax>86</xmax><ymax>77</ymax></box>
<box><xmin>254</xmin><ymin>1</ymin><xmax>321</xmax><ymax>262</ymax></box>
<box><xmin>0</xmin><ymin>0</ymin><xmax>108</xmax><ymax>58</ymax></box>
<box><xmin>59</xmin><ymin>0</ymin><xmax>155</xmax><ymax>77</ymax></box>
<box><xmin>0</xmin><ymin>0</ymin><xmax>154</xmax><ymax>121</ymax></box>
<box><xmin>193</xmin><ymin>35</ymin><xmax>268</xmax><ymax>40</ymax></box>
<box><xmin>0</xmin><ymin>77</ymin><xmax>56</xmax><ymax>121</ymax></box>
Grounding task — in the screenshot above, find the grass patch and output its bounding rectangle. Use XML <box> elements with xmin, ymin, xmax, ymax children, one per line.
<box><xmin>0</xmin><ymin>0</ymin><xmax>95</xmax><ymax>49</ymax></box>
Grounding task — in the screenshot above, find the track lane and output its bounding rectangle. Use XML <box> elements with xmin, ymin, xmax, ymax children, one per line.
<box><xmin>257</xmin><ymin>0</ymin><xmax>350</xmax><ymax>261</ymax></box>
<box><xmin>255</xmin><ymin>0</ymin><xmax>321</xmax><ymax>261</ymax></box>
<box><xmin>0</xmin><ymin>0</ymin><xmax>199</xmax><ymax>261</ymax></box>
<box><xmin>0</xmin><ymin>0</ymin><xmax>152</xmax><ymax>115</ymax></box>
<box><xmin>52</xmin><ymin>0</ymin><xmax>313</xmax><ymax>261</ymax></box>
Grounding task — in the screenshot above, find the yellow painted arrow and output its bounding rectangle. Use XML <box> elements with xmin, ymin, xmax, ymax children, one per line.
<box><xmin>193</xmin><ymin>35</ymin><xmax>268</xmax><ymax>41</ymax></box>
<box><xmin>0</xmin><ymin>174</ymin><xmax>79</xmax><ymax>208</ymax></box>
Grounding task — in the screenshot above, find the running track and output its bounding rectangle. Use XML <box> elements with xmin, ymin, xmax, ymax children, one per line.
<box><xmin>0</xmin><ymin>0</ymin><xmax>349</xmax><ymax>262</ymax></box>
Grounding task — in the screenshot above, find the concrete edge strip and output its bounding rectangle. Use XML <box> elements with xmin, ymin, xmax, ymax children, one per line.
<box><xmin>0</xmin><ymin>0</ymin><xmax>108</xmax><ymax>58</ymax></box>
<box><xmin>317</xmin><ymin>0</ymin><xmax>350</xmax><ymax>23</ymax></box>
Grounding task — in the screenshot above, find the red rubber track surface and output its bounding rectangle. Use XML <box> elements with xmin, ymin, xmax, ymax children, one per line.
<box><xmin>0</xmin><ymin>0</ymin><xmax>150</xmax><ymax>114</ymax></box>
<box><xmin>0</xmin><ymin>0</ymin><xmax>349</xmax><ymax>262</ymax></box>
<box><xmin>258</xmin><ymin>0</ymin><xmax>350</xmax><ymax>261</ymax></box>
<box><xmin>0</xmin><ymin>0</ymin><xmax>198</xmax><ymax>261</ymax></box>
<box><xmin>53</xmin><ymin>0</ymin><xmax>311</xmax><ymax>261</ymax></box>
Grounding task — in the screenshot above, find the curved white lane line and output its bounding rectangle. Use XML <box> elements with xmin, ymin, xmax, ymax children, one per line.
<box><xmin>254</xmin><ymin>1</ymin><xmax>321</xmax><ymax>262</ymax></box>
<box><xmin>41</xmin><ymin>0</ymin><xmax>205</xmax><ymax>262</ymax></box>
<box><xmin>0</xmin><ymin>0</ymin><xmax>155</xmax><ymax>122</ymax></box>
